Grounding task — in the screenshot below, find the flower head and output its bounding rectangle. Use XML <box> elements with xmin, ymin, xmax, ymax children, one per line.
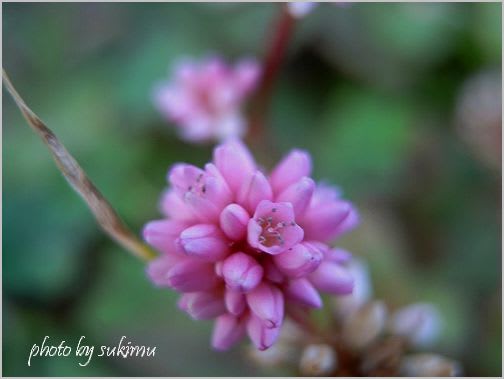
<box><xmin>144</xmin><ymin>140</ymin><xmax>359</xmax><ymax>350</ymax></box>
<box><xmin>153</xmin><ymin>57</ymin><xmax>260</xmax><ymax>143</ymax></box>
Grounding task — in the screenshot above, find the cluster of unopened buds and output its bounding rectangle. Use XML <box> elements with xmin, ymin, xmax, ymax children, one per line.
<box><xmin>144</xmin><ymin>139</ymin><xmax>358</xmax><ymax>351</ymax></box>
<box><xmin>247</xmin><ymin>259</ymin><xmax>462</xmax><ymax>376</ymax></box>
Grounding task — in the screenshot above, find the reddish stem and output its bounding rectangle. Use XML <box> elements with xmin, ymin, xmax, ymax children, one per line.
<box><xmin>247</xmin><ymin>4</ymin><xmax>296</xmax><ymax>149</ymax></box>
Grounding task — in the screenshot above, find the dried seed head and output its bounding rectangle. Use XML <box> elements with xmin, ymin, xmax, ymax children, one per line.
<box><xmin>342</xmin><ymin>300</ymin><xmax>387</xmax><ymax>351</ymax></box>
<box><xmin>399</xmin><ymin>353</ymin><xmax>462</xmax><ymax>377</ymax></box>
<box><xmin>299</xmin><ymin>344</ymin><xmax>337</xmax><ymax>376</ymax></box>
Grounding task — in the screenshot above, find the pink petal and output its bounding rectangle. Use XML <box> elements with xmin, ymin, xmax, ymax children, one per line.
<box><xmin>222</xmin><ymin>252</ymin><xmax>264</xmax><ymax>292</ymax></box>
<box><xmin>211</xmin><ymin>314</ymin><xmax>246</xmax><ymax>351</ymax></box>
<box><xmin>166</xmin><ymin>260</ymin><xmax>220</xmax><ymax>292</ymax></box>
<box><xmin>273</xmin><ymin>243</ymin><xmax>322</xmax><ymax>278</ymax></box>
<box><xmin>178</xmin><ymin>224</ymin><xmax>230</xmax><ymax>261</ymax></box>
<box><xmin>284</xmin><ymin>278</ymin><xmax>322</xmax><ymax>308</ymax></box>
<box><xmin>219</xmin><ymin>203</ymin><xmax>250</xmax><ymax>241</ymax></box>
<box><xmin>276</xmin><ymin>177</ymin><xmax>315</xmax><ymax>216</ymax></box>
<box><xmin>183</xmin><ymin>190</ymin><xmax>220</xmax><ymax>222</ymax></box>
<box><xmin>246</xmin><ymin>314</ymin><xmax>281</xmax><ymax>351</ymax></box>
<box><xmin>168</xmin><ymin>164</ymin><xmax>205</xmax><ymax>195</ymax></box>
<box><xmin>310</xmin><ymin>261</ymin><xmax>354</xmax><ymax>295</ymax></box>
<box><xmin>225</xmin><ymin>289</ymin><xmax>247</xmax><ymax>316</ymax></box>
<box><xmin>203</xmin><ymin>163</ymin><xmax>233</xmax><ymax>207</ymax></box>
<box><xmin>180</xmin><ymin>291</ymin><xmax>226</xmax><ymax>320</ymax></box>
<box><xmin>213</xmin><ymin>139</ymin><xmax>256</xmax><ymax>193</ymax></box>
<box><xmin>246</xmin><ymin>283</ymin><xmax>284</xmax><ymax>328</ymax></box>
<box><xmin>269</xmin><ymin>149</ymin><xmax>312</xmax><ymax>194</ymax></box>
<box><xmin>238</xmin><ymin>171</ymin><xmax>273</xmax><ymax>213</ymax></box>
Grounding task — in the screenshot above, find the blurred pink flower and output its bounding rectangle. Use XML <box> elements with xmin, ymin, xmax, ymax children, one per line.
<box><xmin>144</xmin><ymin>140</ymin><xmax>359</xmax><ymax>350</ymax></box>
<box><xmin>287</xmin><ymin>2</ymin><xmax>318</xmax><ymax>18</ymax></box>
<box><xmin>153</xmin><ymin>57</ymin><xmax>260</xmax><ymax>143</ymax></box>
<box><xmin>287</xmin><ymin>2</ymin><xmax>348</xmax><ymax>19</ymax></box>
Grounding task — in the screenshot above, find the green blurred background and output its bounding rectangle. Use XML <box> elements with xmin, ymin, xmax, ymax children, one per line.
<box><xmin>3</xmin><ymin>2</ymin><xmax>501</xmax><ymax>376</ymax></box>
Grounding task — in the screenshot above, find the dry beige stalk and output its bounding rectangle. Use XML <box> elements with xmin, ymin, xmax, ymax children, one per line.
<box><xmin>3</xmin><ymin>69</ymin><xmax>156</xmax><ymax>262</ymax></box>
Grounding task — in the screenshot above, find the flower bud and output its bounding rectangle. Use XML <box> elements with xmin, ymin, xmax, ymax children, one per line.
<box><xmin>179</xmin><ymin>291</ymin><xmax>226</xmax><ymax>320</ymax></box>
<box><xmin>270</xmin><ymin>149</ymin><xmax>312</xmax><ymax>193</ymax></box>
<box><xmin>165</xmin><ymin>260</ymin><xmax>219</xmax><ymax>292</ymax></box>
<box><xmin>222</xmin><ymin>252</ymin><xmax>263</xmax><ymax>292</ymax></box>
<box><xmin>299</xmin><ymin>344</ymin><xmax>337</xmax><ymax>376</ymax></box>
<box><xmin>219</xmin><ymin>203</ymin><xmax>250</xmax><ymax>241</ymax></box>
<box><xmin>276</xmin><ymin>177</ymin><xmax>315</xmax><ymax>216</ymax></box>
<box><xmin>238</xmin><ymin>171</ymin><xmax>273</xmax><ymax>213</ymax></box>
<box><xmin>225</xmin><ymin>289</ymin><xmax>247</xmax><ymax>316</ymax></box>
<box><xmin>400</xmin><ymin>354</ymin><xmax>462</xmax><ymax>377</ymax></box>
<box><xmin>342</xmin><ymin>301</ymin><xmax>387</xmax><ymax>351</ymax></box>
<box><xmin>284</xmin><ymin>278</ymin><xmax>322</xmax><ymax>308</ymax></box>
<box><xmin>247</xmin><ymin>314</ymin><xmax>281</xmax><ymax>351</ymax></box>
<box><xmin>273</xmin><ymin>243</ymin><xmax>322</xmax><ymax>278</ymax></box>
<box><xmin>211</xmin><ymin>313</ymin><xmax>246</xmax><ymax>351</ymax></box>
<box><xmin>246</xmin><ymin>283</ymin><xmax>284</xmax><ymax>329</ymax></box>
<box><xmin>177</xmin><ymin>224</ymin><xmax>229</xmax><ymax>261</ymax></box>
<box><xmin>310</xmin><ymin>261</ymin><xmax>354</xmax><ymax>295</ymax></box>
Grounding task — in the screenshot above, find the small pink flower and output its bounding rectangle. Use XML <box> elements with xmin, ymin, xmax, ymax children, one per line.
<box><xmin>153</xmin><ymin>57</ymin><xmax>261</xmax><ymax>143</ymax></box>
<box><xmin>144</xmin><ymin>140</ymin><xmax>359</xmax><ymax>350</ymax></box>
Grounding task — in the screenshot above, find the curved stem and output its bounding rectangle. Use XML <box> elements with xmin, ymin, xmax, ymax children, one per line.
<box><xmin>3</xmin><ymin>69</ymin><xmax>157</xmax><ymax>262</ymax></box>
<box><xmin>247</xmin><ymin>3</ymin><xmax>296</xmax><ymax>150</ymax></box>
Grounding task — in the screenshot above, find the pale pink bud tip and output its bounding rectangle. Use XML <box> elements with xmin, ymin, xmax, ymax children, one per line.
<box><xmin>222</xmin><ymin>252</ymin><xmax>264</xmax><ymax>292</ymax></box>
<box><xmin>219</xmin><ymin>203</ymin><xmax>250</xmax><ymax>241</ymax></box>
<box><xmin>270</xmin><ymin>149</ymin><xmax>312</xmax><ymax>193</ymax></box>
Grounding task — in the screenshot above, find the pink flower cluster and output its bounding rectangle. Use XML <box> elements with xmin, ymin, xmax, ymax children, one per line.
<box><xmin>144</xmin><ymin>140</ymin><xmax>359</xmax><ymax>351</ymax></box>
<box><xmin>153</xmin><ymin>57</ymin><xmax>260</xmax><ymax>143</ymax></box>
